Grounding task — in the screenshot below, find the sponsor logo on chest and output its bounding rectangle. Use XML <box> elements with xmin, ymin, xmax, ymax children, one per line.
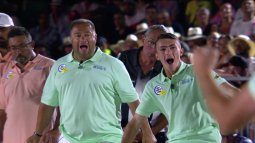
<box><xmin>58</xmin><ymin>64</ymin><xmax>69</xmax><ymax>73</ymax></box>
<box><xmin>154</xmin><ymin>85</ymin><xmax>167</xmax><ymax>96</ymax></box>
<box><xmin>5</xmin><ymin>71</ymin><xmax>14</xmax><ymax>79</ymax></box>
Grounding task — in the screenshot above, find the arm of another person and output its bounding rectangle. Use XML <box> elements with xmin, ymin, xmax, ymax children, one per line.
<box><xmin>114</xmin><ymin>61</ymin><xmax>155</xmax><ymax>142</ymax></box>
<box><xmin>26</xmin><ymin>103</ymin><xmax>55</xmax><ymax>143</ymax></box>
<box><xmin>122</xmin><ymin>113</ymin><xmax>150</xmax><ymax>143</ymax></box>
<box><xmin>40</xmin><ymin>107</ymin><xmax>60</xmax><ymax>143</ymax></box>
<box><xmin>128</xmin><ymin>100</ymin><xmax>156</xmax><ymax>143</ymax></box>
<box><xmin>193</xmin><ymin>48</ymin><xmax>255</xmax><ymax>135</ymax></box>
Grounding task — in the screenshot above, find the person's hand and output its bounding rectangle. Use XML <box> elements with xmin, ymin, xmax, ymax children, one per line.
<box><xmin>40</xmin><ymin>129</ymin><xmax>60</xmax><ymax>143</ymax></box>
<box><xmin>133</xmin><ymin>130</ymin><xmax>142</xmax><ymax>143</ymax></box>
<box><xmin>26</xmin><ymin>134</ymin><xmax>41</xmax><ymax>143</ymax></box>
<box><xmin>142</xmin><ymin>131</ymin><xmax>156</xmax><ymax>143</ymax></box>
<box><xmin>193</xmin><ymin>47</ymin><xmax>219</xmax><ymax>73</ymax></box>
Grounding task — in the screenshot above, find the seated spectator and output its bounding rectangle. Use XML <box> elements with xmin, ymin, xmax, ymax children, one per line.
<box><xmin>124</xmin><ymin>34</ymin><xmax>138</xmax><ymax>51</ymax></box>
<box><xmin>185</xmin><ymin>0</ymin><xmax>211</xmax><ymax>26</ymax></box>
<box><xmin>230</xmin><ymin>0</ymin><xmax>255</xmax><ymax>40</ymax></box>
<box><xmin>228</xmin><ymin>35</ymin><xmax>255</xmax><ymax>59</ymax></box>
<box><xmin>135</xmin><ymin>22</ymin><xmax>148</xmax><ymax>47</ymax></box>
<box><xmin>183</xmin><ymin>27</ymin><xmax>207</xmax><ymax>51</ymax></box>
<box><xmin>216</xmin><ymin>34</ymin><xmax>233</xmax><ymax>68</ymax></box>
<box><xmin>211</xmin><ymin>3</ymin><xmax>234</xmax><ymax>35</ymax></box>
<box><xmin>207</xmin><ymin>32</ymin><xmax>221</xmax><ymax>49</ymax></box>
<box><xmin>193</xmin><ymin>7</ymin><xmax>212</xmax><ymax>36</ymax></box>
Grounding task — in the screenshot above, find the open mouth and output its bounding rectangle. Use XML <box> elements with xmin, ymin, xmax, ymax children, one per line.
<box><xmin>79</xmin><ymin>44</ymin><xmax>88</xmax><ymax>49</ymax></box>
<box><xmin>166</xmin><ymin>58</ymin><xmax>174</xmax><ymax>64</ymax></box>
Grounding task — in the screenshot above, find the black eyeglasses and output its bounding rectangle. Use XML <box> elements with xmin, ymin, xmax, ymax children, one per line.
<box><xmin>10</xmin><ymin>41</ymin><xmax>32</xmax><ymax>51</ymax></box>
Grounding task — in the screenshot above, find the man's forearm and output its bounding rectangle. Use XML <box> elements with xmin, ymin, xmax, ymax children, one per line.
<box><xmin>122</xmin><ymin>115</ymin><xmax>143</xmax><ymax>143</ymax></box>
<box><xmin>35</xmin><ymin>103</ymin><xmax>55</xmax><ymax>135</ymax></box>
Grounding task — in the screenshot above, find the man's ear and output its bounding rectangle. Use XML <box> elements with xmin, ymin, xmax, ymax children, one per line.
<box><xmin>156</xmin><ymin>53</ymin><xmax>159</xmax><ymax>60</ymax></box>
<box><xmin>141</xmin><ymin>35</ymin><xmax>146</xmax><ymax>44</ymax></box>
<box><xmin>180</xmin><ymin>47</ymin><xmax>184</xmax><ymax>57</ymax></box>
<box><xmin>95</xmin><ymin>33</ymin><xmax>97</xmax><ymax>42</ymax></box>
<box><xmin>31</xmin><ymin>41</ymin><xmax>36</xmax><ymax>49</ymax></box>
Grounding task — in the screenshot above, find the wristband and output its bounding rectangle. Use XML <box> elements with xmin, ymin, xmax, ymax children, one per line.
<box><xmin>34</xmin><ymin>131</ymin><xmax>42</xmax><ymax>137</ymax></box>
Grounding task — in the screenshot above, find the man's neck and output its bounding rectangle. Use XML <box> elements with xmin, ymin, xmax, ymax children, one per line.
<box><xmin>16</xmin><ymin>53</ymin><xmax>37</xmax><ymax>71</ymax></box>
<box><xmin>243</xmin><ymin>13</ymin><xmax>254</xmax><ymax>22</ymax></box>
<box><xmin>140</xmin><ymin>50</ymin><xmax>156</xmax><ymax>65</ymax></box>
<box><xmin>164</xmin><ymin>62</ymin><xmax>181</xmax><ymax>78</ymax></box>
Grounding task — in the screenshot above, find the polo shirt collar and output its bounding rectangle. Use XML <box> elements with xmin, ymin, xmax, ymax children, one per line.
<box><xmin>160</xmin><ymin>62</ymin><xmax>186</xmax><ymax>82</ymax></box>
<box><xmin>66</xmin><ymin>47</ymin><xmax>103</xmax><ymax>63</ymax></box>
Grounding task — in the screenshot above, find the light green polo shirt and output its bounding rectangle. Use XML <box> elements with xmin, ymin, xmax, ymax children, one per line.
<box><xmin>41</xmin><ymin>48</ymin><xmax>138</xmax><ymax>143</ymax></box>
<box><xmin>249</xmin><ymin>74</ymin><xmax>255</xmax><ymax>96</ymax></box>
<box><xmin>136</xmin><ymin>62</ymin><xmax>226</xmax><ymax>143</ymax></box>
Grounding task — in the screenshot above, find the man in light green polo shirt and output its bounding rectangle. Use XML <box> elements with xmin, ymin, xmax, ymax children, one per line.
<box><xmin>122</xmin><ymin>33</ymin><xmax>238</xmax><ymax>143</ymax></box>
<box><xmin>193</xmin><ymin>47</ymin><xmax>255</xmax><ymax>135</ymax></box>
<box><xmin>27</xmin><ymin>19</ymin><xmax>155</xmax><ymax>143</ymax></box>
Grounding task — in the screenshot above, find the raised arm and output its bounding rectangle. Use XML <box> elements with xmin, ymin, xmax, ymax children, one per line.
<box><xmin>193</xmin><ymin>48</ymin><xmax>255</xmax><ymax>135</ymax></box>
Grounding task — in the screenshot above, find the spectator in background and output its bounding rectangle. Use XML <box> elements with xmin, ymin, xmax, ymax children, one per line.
<box><xmin>142</xmin><ymin>4</ymin><xmax>158</xmax><ymax>26</ymax></box>
<box><xmin>0</xmin><ymin>13</ymin><xmax>14</xmax><ymax>63</ymax></box>
<box><xmin>96</xmin><ymin>36</ymin><xmax>116</xmax><ymax>57</ymax></box>
<box><xmin>49</xmin><ymin>0</ymin><xmax>69</xmax><ymax>40</ymax></box>
<box><xmin>0</xmin><ymin>26</ymin><xmax>56</xmax><ymax>143</ymax></box>
<box><xmin>124</xmin><ymin>34</ymin><xmax>139</xmax><ymax>51</ymax></box>
<box><xmin>185</xmin><ymin>0</ymin><xmax>211</xmax><ymax>26</ymax></box>
<box><xmin>123</xmin><ymin>0</ymin><xmax>145</xmax><ymax>30</ymax></box>
<box><xmin>230</xmin><ymin>0</ymin><xmax>255</xmax><ymax>40</ymax></box>
<box><xmin>154</xmin><ymin>0</ymin><xmax>179</xmax><ymax>24</ymax></box>
<box><xmin>207</xmin><ymin>32</ymin><xmax>221</xmax><ymax>49</ymax></box>
<box><xmin>228</xmin><ymin>35</ymin><xmax>255</xmax><ymax>59</ymax></box>
<box><xmin>180</xmin><ymin>41</ymin><xmax>192</xmax><ymax>64</ymax></box>
<box><xmin>211</xmin><ymin>3</ymin><xmax>234</xmax><ymax>35</ymax></box>
<box><xmin>135</xmin><ymin>22</ymin><xmax>148</xmax><ymax>47</ymax></box>
<box><xmin>157</xmin><ymin>10</ymin><xmax>184</xmax><ymax>36</ymax></box>
<box><xmin>60</xmin><ymin>36</ymin><xmax>72</xmax><ymax>56</ymax></box>
<box><xmin>183</xmin><ymin>27</ymin><xmax>207</xmax><ymax>51</ymax></box>
<box><xmin>34</xmin><ymin>43</ymin><xmax>51</xmax><ymax>58</ymax></box>
<box><xmin>71</xmin><ymin>0</ymin><xmax>99</xmax><ymax>19</ymax></box>
<box><xmin>194</xmin><ymin>7</ymin><xmax>212</xmax><ymax>36</ymax></box>
<box><xmin>217</xmin><ymin>55</ymin><xmax>250</xmax><ymax>87</ymax></box>
<box><xmin>30</xmin><ymin>11</ymin><xmax>62</xmax><ymax>59</ymax></box>
<box><xmin>111</xmin><ymin>40</ymin><xmax>125</xmax><ymax>58</ymax></box>
<box><xmin>111</xmin><ymin>11</ymin><xmax>134</xmax><ymax>44</ymax></box>
<box><xmin>216</xmin><ymin>34</ymin><xmax>233</xmax><ymax>68</ymax></box>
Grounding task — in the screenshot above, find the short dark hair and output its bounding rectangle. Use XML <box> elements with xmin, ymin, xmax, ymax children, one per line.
<box><xmin>155</xmin><ymin>33</ymin><xmax>178</xmax><ymax>45</ymax></box>
<box><xmin>8</xmin><ymin>26</ymin><xmax>32</xmax><ymax>42</ymax></box>
<box><xmin>70</xmin><ymin>19</ymin><xmax>95</xmax><ymax>31</ymax></box>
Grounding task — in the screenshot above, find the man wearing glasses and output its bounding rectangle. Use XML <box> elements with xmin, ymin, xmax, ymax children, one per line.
<box><xmin>0</xmin><ymin>26</ymin><xmax>56</xmax><ymax>143</ymax></box>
